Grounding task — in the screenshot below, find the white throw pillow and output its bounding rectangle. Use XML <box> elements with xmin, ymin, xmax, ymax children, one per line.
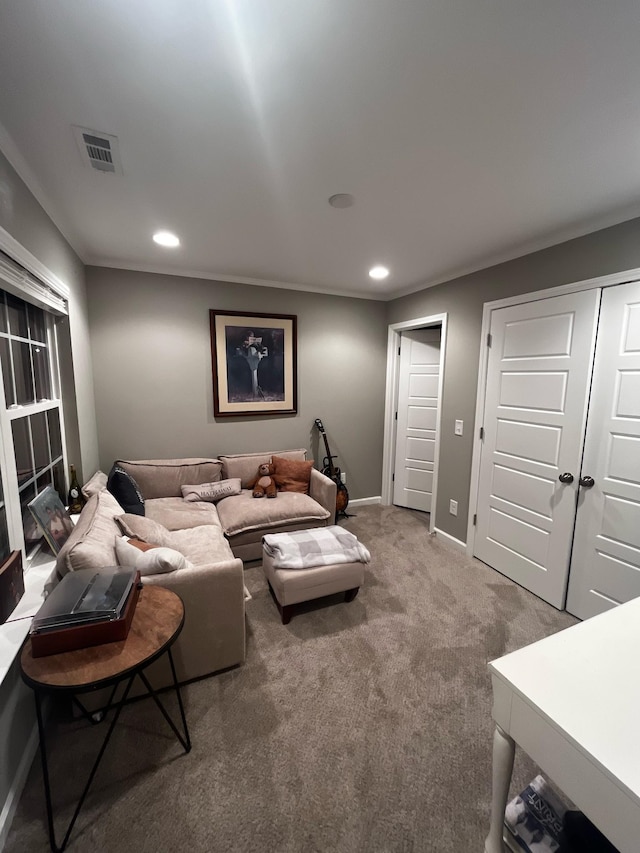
<box><xmin>114</xmin><ymin>536</ymin><xmax>191</xmax><ymax>575</ymax></box>
<box><xmin>181</xmin><ymin>478</ymin><xmax>242</xmax><ymax>502</ymax></box>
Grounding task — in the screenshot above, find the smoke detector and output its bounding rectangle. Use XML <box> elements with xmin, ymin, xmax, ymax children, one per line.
<box><xmin>73</xmin><ymin>126</ymin><xmax>123</xmax><ymax>174</ymax></box>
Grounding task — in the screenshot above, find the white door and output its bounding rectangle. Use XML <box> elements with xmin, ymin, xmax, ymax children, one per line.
<box><xmin>566</xmin><ymin>281</ymin><xmax>640</xmax><ymax>619</ymax></box>
<box><xmin>393</xmin><ymin>328</ymin><xmax>441</xmax><ymax>513</ymax></box>
<box><xmin>474</xmin><ymin>290</ymin><xmax>600</xmax><ymax>608</ymax></box>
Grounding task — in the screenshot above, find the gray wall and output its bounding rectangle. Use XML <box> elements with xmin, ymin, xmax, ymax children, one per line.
<box><xmin>0</xmin><ymin>150</ymin><xmax>99</xmax><ymax>478</ymax></box>
<box><xmin>0</xmin><ymin>150</ymin><xmax>99</xmax><ymax>832</ymax></box>
<box><xmin>86</xmin><ymin>267</ymin><xmax>388</xmax><ymax>500</ymax></box>
<box><xmin>388</xmin><ymin>215</ymin><xmax>640</xmax><ymax>542</ymax></box>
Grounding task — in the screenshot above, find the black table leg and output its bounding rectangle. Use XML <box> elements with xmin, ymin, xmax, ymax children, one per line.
<box><xmin>137</xmin><ymin>647</ymin><xmax>191</xmax><ymax>753</ymax></box>
<box><xmin>71</xmin><ymin>680</ymin><xmax>119</xmax><ymax>725</ymax></box>
<box><xmin>35</xmin><ymin>673</ymin><xmax>136</xmax><ymax>853</ymax></box>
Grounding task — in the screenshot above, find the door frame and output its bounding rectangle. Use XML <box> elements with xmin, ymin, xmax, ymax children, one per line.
<box><xmin>466</xmin><ymin>265</ymin><xmax>640</xmax><ymax>558</ymax></box>
<box><xmin>382</xmin><ymin>313</ymin><xmax>447</xmax><ymax>533</ymax></box>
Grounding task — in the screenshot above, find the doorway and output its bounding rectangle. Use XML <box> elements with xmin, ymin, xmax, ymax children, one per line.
<box><xmin>382</xmin><ymin>314</ymin><xmax>447</xmax><ymax>533</ymax></box>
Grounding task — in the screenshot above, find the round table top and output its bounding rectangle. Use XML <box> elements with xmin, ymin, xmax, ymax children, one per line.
<box><xmin>21</xmin><ymin>585</ymin><xmax>184</xmax><ymax>691</ymax></box>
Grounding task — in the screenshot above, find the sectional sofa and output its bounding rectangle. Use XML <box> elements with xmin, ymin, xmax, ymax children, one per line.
<box><xmin>55</xmin><ymin>451</ymin><xmax>336</xmax><ymax>689</ymax></box>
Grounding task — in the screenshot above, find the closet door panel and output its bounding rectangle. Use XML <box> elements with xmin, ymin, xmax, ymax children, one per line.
<box><xmin>567</xmin><ymin>282</ymin><xmax>640</xmax><ymax>620</ymax></box>
<box><xmin>474</xmin><ymin>290</ymin><xmax>600</xmax><ymax>608</ymax></box>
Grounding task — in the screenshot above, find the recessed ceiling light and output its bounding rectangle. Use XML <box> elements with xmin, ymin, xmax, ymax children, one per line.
<box><xmin>369</xmin><ymin>265</ymin><xmax>390</xmax><ymax>280</ymax></box>
<box><xmin>328</xmin><ymin>193</ymin><xmax>355</xmax><ymax>208</ymax></box>
<box><xmin>153</xmin><ymin>230</ymin><xmax>180</xmax><ymax>248</ymax></box>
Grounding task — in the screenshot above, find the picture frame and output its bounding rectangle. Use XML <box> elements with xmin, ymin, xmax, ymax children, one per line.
<box><xmin>210</xmin><ymin>310</ymin><xmax>297</xmax><ymax>417</ymax></box>
<box><xmin>28</xmin><ymin>485</ymin><xmax>74</xmax><ymax>555</ymax></box>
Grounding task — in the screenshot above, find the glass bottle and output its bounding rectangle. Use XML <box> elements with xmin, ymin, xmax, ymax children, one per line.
<box><xmin>67</xmin><ymin>464</ymin><xmax>85</xmax><ymax>514</ymax></box>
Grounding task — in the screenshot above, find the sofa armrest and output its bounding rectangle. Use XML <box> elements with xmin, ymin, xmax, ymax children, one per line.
<box><xmin>142</xmin><ymin>557</ymin><xmax>245</xmax><ymax>682</ymax></box>
<box><xmin>309</xmin><ymin>468</ymin><xmax>337</xmax><ymax>519</ymax></box>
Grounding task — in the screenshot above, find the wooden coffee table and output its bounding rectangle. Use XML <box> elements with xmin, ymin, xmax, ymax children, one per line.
<box><xmin>21</xmin><ymin>584</ymin><xmax>191</xmax><ymax>853</ymax></box>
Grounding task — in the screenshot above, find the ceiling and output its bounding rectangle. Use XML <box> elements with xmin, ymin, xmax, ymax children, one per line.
<box><xmin>2</xmin><ymin>1</ymin><xmax>640</xmax><ymax>300</ymax></box>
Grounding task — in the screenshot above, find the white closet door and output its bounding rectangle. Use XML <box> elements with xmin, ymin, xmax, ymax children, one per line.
<box><xmin>393</xmin><ymin>329</ymin><xmax>441</xmax><ymax>513</ymax></box>
<box><xmin>474</xmin><ymin>290</ymin><xmax>600</xmax><ymax>608</ymax></box>
<box><xmin>566</xmin><ymin>281</ymin><xmax>640</xmax><ymax>619</ymax></box>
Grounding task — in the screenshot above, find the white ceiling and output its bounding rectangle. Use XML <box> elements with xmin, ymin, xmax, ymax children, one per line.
<box><xmin>2</xmin><ymin>1</ymin><xmax>640</xmax><ymax>300</ymax></box>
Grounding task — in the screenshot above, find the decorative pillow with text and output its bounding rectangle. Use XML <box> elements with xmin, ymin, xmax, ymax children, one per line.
<box><xmin>181</xmin><ymin>478</ymin><xmax>242</xmax><ymax>503</ymax></box>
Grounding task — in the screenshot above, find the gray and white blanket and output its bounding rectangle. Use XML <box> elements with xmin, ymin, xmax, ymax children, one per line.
<box><xmin>262</xmin><ymin>526</ymin><xmax>371</xmax><ymax>570</ymax></box>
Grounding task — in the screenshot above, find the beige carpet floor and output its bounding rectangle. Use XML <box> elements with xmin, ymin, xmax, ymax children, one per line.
<box><xmin>5</xmin><ymin>505</ymin><xmax>577</xmax><ymax>852</ymax></box>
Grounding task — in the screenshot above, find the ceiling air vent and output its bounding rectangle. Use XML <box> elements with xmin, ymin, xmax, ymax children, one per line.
<box><xmin>72</xmin><ymin>126</ymin><xmax>123</xmax><ymax>174</ymax></box>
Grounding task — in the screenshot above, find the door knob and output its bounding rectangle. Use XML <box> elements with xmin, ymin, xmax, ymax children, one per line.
<box><xmin>558</xmin><ymin>472</ymin><xmax>574</xmax><ymax>484</ymax></box>
<box><xmin>579</xmin><ymin>475</ymin><xmax>595</xmax><ymax>488</ymax></box>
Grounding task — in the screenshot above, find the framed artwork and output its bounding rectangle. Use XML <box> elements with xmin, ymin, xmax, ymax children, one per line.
<box><xmin>210</xmin><ymin>311</ymin><xmax>297</xmax><ymax>417</ymax></box>
<box><xmin>28</xmin><ymin>485</ymin><xmax>74</xmax><ymax>555</ymax></box>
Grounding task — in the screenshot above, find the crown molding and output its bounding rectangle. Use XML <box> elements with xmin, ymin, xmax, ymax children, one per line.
<box><xmin>391</xmin><ymin>202</ymin><xmax>640</xmax><ymax>301</ymax></box>
<box><xmin>87</xmin><ymin>259</ymin><xmax>389</xmax><ymax>301</ymax></box>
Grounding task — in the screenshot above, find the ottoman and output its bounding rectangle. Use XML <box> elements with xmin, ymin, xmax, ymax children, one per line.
<box><xmin>261</xmin><ymin>527</ymin><xmax>368</xmax><ymax>624</ymax></box>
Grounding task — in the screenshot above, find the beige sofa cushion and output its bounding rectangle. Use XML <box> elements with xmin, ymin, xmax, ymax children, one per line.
<box><xmin>144</xmin><ymin>497</ymin><xmax>222</xmax><ymax>531</ymax></box>
<box><xmin>216</xmin><ymin>489</ymin><xmax>330</xmax><ymax>536</ymax></box>
<box><xmin>167</xmin><ymin>525</ymin><xmax>235</xmax><ymax>565</ymax></box>
<box><xmin>115</xmin><ymin>458</ymin><xmax>222</xmax><ymax>498</ymax></box>
<box><xmin>219</xmin><ymin>450</ymin><xmax>306</xmax><ymax>487</ymax></box>
<box><xmin>114</xmin><ymin>512</ymin><xmax>232</xmax><ymax>564</ymax></box>
<box><xmin>55</xmin><ymin>490</ymin><xmax>123</xmax><ymax>576</ymax></box>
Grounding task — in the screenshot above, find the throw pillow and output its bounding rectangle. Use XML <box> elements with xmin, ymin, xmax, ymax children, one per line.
<box><xmin>114</xmin><ymin>536</ymin><xmax>190</xmax><ymax>575</ymax></box>
<box><xmin>271</xmin><ymin>455</ymin><xmax>314</xmax><ymax>494</ymax></box>
<box><xmin>82</xmin><ymin>470</ymin><xmax>108</xmax><ymax>498</ymax></box>
<box><xmin>115</xmin><ymin>514</ymin><xmax>173</xmax><ymax>547</ymax></box>
<box><xmin>107</xmin><ymin>464</ymin><xmax>145</xmax><ymax>515</ymax></box>
<box><xmin>181</xmin><ymin>478</ymin><xmax>242</xmax><ymax>503</ymax></box>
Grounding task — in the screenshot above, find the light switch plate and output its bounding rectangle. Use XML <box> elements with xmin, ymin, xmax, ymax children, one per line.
<box><xmin>454</xmin><ymin>420</ymin><xmax>463</xmax><ymax>436</ymax></box>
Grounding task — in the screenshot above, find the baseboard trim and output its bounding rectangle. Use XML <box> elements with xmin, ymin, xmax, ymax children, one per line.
<box><xmin>348</xmin><ymin>496</ymin><xmax>381</xmax><ymax>508</ymax></box>
<box><xmin>0</xmin><ymin>721</ymin><xmax>39</xmax><ymax>850</ymax></box>
<box><xmin>433</xmin><ymin>527</ymin><xmax>467</xmax><ymax>552</ymax></box>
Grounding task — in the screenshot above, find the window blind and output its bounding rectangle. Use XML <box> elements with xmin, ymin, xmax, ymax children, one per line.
<box><xmin>0</xmin><ymin>251</ymin><xmax>68</xmax><ymax>316</ymax></box>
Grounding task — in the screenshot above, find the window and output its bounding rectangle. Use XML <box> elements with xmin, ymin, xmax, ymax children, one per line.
<box><xmin>0</xmin><ymin>288</ymin><xmax>66</xmax><ymax>557</ymax></box>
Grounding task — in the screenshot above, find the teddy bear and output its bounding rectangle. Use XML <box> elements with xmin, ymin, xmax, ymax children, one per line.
<box><xmin>246</xmin><ymin>462</ymin><xmax>278</xmax><ymax>498</ymax></box>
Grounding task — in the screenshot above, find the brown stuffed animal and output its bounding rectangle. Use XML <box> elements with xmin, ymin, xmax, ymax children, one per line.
<box><xmin>246</xmin><ymin>462</ymin><xmax>278</xmax><ymax>498</ymax></box>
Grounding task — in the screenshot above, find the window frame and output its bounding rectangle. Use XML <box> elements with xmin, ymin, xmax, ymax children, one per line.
<box><xmin>0</xmin><ymin>284</ymin><xmax>69</xmax><ymax>568</ymax></box>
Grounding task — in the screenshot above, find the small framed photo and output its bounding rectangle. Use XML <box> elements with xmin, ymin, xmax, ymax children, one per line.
<box><xmin>210</xmin><ymin>310</ymin><xmax>297</xmax><ymax>417</ymax></box>
<box><xmin>28</xmin><ymin>486</ymin><xmax>74</xmax><ymax>555</ymax></box>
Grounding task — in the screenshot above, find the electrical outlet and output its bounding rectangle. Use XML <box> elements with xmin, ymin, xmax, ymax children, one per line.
<box><xmin>449</xmin><ymin>499</ymin><xmax>458</xmax><ymax>516</ymax></box>
<box><xmin>340</xmin><ymin>472</ymin><xmax>346</xmax><ymax>484</ymax></box>
<box><xmin>454</xmin><ymin>419</ymin><xmax>463</xmax><ymax>436</ymax></box>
